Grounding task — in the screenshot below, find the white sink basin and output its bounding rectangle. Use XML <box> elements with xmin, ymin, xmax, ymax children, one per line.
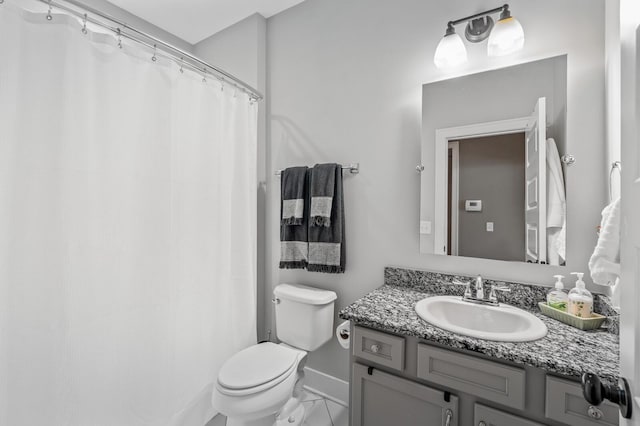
<box><xmin>415</xmin><ymin>296</ymin><xmax>547</xmax><ymax>342</ymax></box>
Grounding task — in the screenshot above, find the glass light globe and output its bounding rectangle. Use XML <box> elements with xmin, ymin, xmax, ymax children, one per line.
<box><xmin>434</xmin><ymin>32</ymin><xmax>468</xmax><ymax>69</ymax></box>
<box><xmin>487</xmin><ymin>16</ymin><xmax>525</xmax><ymax>57</ymax></box>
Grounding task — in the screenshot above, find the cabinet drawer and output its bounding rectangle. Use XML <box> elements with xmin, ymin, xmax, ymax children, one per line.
<box><xmin>545</xmin><ymin>376</ymin><xmax>619</xmax><ymax>426</ymax></box>
<box><xmin>353</xmin><ymin>326</ymin><xmax>405</xmax><ymax>371</ymax></box>
<box><xmin>417</xmin><ymin>344</ymin><xmax>525</xmax><ymax>409</ymax></box>
<box><xmin>475</xmin><ymin>404</ymin><xmax>545</xmax><ymax>426</ymax></box>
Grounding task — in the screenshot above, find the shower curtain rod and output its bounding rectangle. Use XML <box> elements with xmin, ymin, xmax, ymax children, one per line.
<box><xmin>31</xmin><ymin>0</ymin><xmax>264</xmax><ymax>101</ymax></box>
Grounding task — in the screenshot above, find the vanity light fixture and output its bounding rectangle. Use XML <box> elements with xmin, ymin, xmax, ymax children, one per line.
<box><xmin>487</xmin><ymin>5</ymin><xmax>525</xmax><ymax>57</ymax></box>
<box><xmin>434</xmin><ymin>4</ymin><xmax>525</xmax><ymax>69</ymax></box>
<box><xmin>433</xmin><ymin>23</ymin><xmax>468</xmax><ymax>69</ymax></box>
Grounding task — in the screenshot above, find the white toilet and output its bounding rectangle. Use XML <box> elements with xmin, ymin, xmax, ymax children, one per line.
<box><xmin>212</xmin><ymin>283</ymin><xmax>337</xmax><ymax>426</ymax></box>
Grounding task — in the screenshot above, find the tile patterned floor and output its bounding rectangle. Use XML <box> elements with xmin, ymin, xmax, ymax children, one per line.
<box><xmin>300</xmin><ymin>390</ymin><xmax>348</xmax><ymax>426</ymax></box>
<box><xmin>206</xmin><ymin>389</ymin><xmax>348</xmax><ymax>426</ymax></box>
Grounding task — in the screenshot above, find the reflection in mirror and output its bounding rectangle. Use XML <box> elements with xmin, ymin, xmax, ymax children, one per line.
<box><xmin>421</xmin><ymin>55</ymin><xmax>567</xmax><ymax>265</ymax></box>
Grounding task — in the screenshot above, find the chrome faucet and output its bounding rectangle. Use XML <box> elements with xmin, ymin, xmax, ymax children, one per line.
<box><xmin>475</xmin><ymin>275</ymin><xmax>484</xmax><ymax>300</ymax></box>
<box><xmin>452</xmin><ymin>275</ymin><xmax>510</xmax><ymax>306</ymax></box>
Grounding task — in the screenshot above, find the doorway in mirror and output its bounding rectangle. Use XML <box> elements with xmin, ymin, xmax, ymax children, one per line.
<box><xmin>447</xmin><ymin>132</ymin><xmax>526</xmax><ymax>261</ymax></box>
<box><xmin>434</xmin><ymin>97</ymin><xmax>566</xmax><ymax>266</ymax></box>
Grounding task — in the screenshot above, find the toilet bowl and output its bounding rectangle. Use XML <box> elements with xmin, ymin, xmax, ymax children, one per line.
<box><xmin>212</xmin><ymin>284</ymin><xmax>337</xmax><ymax>426</ymax></box>
<box><xmin>212</xmin><ymin>342</ymin><xmax>307</xmax><ymax>426</ymax></box>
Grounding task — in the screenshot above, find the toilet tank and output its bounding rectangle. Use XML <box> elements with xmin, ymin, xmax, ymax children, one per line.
<box><xmin>273</xmin><ymin>284</ymin><xmax>337</xmax><ymax>351</ymax></box>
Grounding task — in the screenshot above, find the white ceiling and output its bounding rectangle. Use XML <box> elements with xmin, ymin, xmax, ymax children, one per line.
<box><xmin>106</xmin><ymin>0</ymin><xmax>305</xmax><ymax>45</ymax></box>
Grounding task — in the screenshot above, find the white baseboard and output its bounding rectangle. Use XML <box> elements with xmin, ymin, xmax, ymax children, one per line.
<box><xmin>302</xmin><ymin>366</ymin><xmax>349</xmax><ymax>407</ymax></box>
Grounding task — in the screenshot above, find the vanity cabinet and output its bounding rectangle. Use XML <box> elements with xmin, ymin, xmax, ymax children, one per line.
<box><xmin>350</xmin><ymin>325</ymin><xmax>618</xmax><ymax>426</ymax></box>
<box><xmin>351</xmin><ymin>363</ymin><xmax>459</xmax><ymax>426</ymax></box>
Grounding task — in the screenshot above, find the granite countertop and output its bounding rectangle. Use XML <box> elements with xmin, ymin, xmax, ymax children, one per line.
<box><xmin>340</xmin><ymin>283</ymin><xmax>620</xmax><ymax>382</ymax></box>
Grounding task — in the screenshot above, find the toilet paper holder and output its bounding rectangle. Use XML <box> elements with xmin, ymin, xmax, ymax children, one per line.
<box><xmin>336</xmin><ymin>320</ymin><xmax>351</xmax><ymax>349</ymax></box>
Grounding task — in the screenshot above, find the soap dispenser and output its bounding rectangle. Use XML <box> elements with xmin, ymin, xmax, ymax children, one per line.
<box><xmin>547</xmin><ymin>275</ymin><xmax>568</xmax><ymax>311</ymax></box>
<box><xmin>568</xmin><ymin>272</ymin><xmax>593</xmax><ymax>318</ymax></box>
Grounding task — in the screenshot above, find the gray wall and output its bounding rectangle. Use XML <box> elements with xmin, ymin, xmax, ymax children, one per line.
<box><xmin>266</xmin><ymin>0</ymin><xmax>606</xmax><ymax>382</ymax></box>
<box><xmin>605</xmin><ymin>0</ymin><xmax>621</xmax><ymax>200</ymax></box>
<box><xmin>457</xmin><ymin>134</ymin><xmax>526</xmax><ymax>261</ymax></box>
<box><xmin>195</xmin><ymin>14</ymin><xmax>266</xmax><ymax>91</ymax></box>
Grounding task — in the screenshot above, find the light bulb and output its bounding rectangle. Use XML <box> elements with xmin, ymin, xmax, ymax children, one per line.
<box><xmin>487</xmin><ymin>16</ymin><xmax>525</xmax><ymax>57</ymax></box>
<box><xmin>434</xmin><ymin>32</ymin><xmax>468</xmax><ymax>69</ymax></box>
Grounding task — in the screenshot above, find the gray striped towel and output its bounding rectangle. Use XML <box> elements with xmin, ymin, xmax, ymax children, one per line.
<box><xmin>310</xmin><ymin>163</ymin><xmax>336</xmax><ymax>227</ymax></box>
<box><xmin>280</xmin><ymin>168</ymin><xmax>310</xmax><ymax>269</ymax></box>
<box><xmin>308</xmin><ymin>164</ymin><xmax>345</xmax><ymax>273</ymax></box>
<box><xmin>281</xmin><ymin>166</ymin><xmax>308</xmax><ymax>226</ymax></box>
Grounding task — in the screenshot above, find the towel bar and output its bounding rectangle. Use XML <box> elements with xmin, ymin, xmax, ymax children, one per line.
<box><xmin>275</xmin><ymin>163</ymin><xmax>359</xmax><ymax>176</ymax></box>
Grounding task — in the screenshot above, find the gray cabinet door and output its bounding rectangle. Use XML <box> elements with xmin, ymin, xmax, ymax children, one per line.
<box><xmin>351</xmin><ymin>363</ymin><xmax>459</xmax><ymax>426</ymax></box>
<box><xmin>545</xmin><ymin>376</ymin><xmax>619</xmax><ymax>426</ymax></box>
<box><xmin>474</xmin><ymin>404</ymin><xmax>545</xmax><ymax>426</ymax></box>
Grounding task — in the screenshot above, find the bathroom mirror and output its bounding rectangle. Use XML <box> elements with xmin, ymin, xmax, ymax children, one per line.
<box><xmin>420</xmin><ymin>56</ymin><xmax>568</xmax><ymax>265</ymax></box>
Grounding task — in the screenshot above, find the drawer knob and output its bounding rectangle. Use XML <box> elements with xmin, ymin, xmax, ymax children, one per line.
<box><xmin>370</xmin><ymin>344</ymin><xmax>380</xmax><ymax>353</ymax></box>
<box><xmin>587</xmin><ymin>405</ymin><xmax>603</xmax><ymax>420</ymax></box>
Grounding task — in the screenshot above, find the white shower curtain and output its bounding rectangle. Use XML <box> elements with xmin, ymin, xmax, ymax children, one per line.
<box><xmin>0</xmin><ymin>3</ymin><xmax>257</xmax><ymax>425</ymax></box>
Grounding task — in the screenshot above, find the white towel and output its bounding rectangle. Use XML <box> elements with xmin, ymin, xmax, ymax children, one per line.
<box><xmin>589</xmin><ymin>198</ymin><xmax>621</xmax><ymax>286</ymax></box>
<box><xmin>546</xmin><ymin>138</ymin><xmax>566</xmax><ymax>265</ymax></box>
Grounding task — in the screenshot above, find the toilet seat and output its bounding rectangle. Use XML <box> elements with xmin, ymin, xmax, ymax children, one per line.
<box><xmin>216</xmin><ymin>343</ymin><xmax>303</xmax><ymax>397</ymax></box>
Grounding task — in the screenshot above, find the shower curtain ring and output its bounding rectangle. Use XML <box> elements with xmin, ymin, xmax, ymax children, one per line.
<box><xmin>179</xmin><ymin>57</ymin><xmax>184</xmax><ymax>74</ymax></box>
<box><xmin>116</xmin><ymin>28</ymin><xmax>123</xmax><ymax>49</ymax></box>
<box><xmin>201</xmin><ymin>68</ymin><xmax>207</xmax><ymax>83</ymax></box>
<box><xmin>151</xmin><ymin>44</ymin><xmax>157</xmax><ymax>62</ymax></box>
<box><xmin>46</xmin><ymin>0</ymin><xmax>53</xmax><ymax>20</ymax></box>
<box><xmin>81</xmin><ymin>13</ymin><xmax>88</xmax><ymax>34</ymax></box>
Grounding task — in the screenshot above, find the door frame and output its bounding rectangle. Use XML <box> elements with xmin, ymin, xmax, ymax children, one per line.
<box><xmin>434</xmin><ymin>117</ymin><xmax>530</xmax><ymax>255</ymax></box>
<box><xmin>448</xmin><ymin>141</ymin><xmax>460</xmax><ymax>256</ymax></box>
<box><xmin>619</xmin><ymin>15</ymin><xmax>640</xmax><ymax>423</ymax></box>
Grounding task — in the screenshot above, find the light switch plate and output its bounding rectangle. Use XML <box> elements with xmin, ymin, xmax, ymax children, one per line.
<box><xmin>420</xmin><ymin>221</ymin><xmax>431</xmax><ymax>234</ymax></box>
<box><xmin>486</xmin><ymin>222</ymin><xmax>494</xmax><ymax>232</ymax></box>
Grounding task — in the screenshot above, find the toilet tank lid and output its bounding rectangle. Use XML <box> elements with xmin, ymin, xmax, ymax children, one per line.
<box><xmin>274</xmin><ymin>284</ymin><xmax>337</xmax><ymax>305</ymax></box>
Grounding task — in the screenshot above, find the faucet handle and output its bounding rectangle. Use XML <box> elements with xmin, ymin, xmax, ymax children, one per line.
<box><xmin>452</xmin><ymin>279</ymin><xmax>472</xmax><ymax>298</ymax></box>
<box><xmin>489</xmin><ymin>285</ymin><xmax>511</xmax><ymax>302</ymax></box>
<box><xmin>492</xmin><ymin>285</ymin><xmax>511</xmax><ymax>292</ymax></box>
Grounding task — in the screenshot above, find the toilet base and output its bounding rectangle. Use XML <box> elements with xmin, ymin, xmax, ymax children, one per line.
<box><xmin>226</xmin><ymin>415</ymin><xmax>276</xmax><ymax>426</ymax></box>
<box><xmin>275</xmin><ymin>398</ymin><xmax>305</xmax><ymax>426</ymax></box>
<box><xmin>225</xmin><ymin>398</ymin><xmax>305</xmax><ymax>426</ymax></box>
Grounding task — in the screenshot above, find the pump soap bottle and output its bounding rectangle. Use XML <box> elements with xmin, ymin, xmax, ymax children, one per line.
<box><xmin>568</xmin><ymin>272</ymin><xmax>593</xmax><ymax>318</ymax></box>
<box><xmin>547</xmin><ymin>275</ymin><xmax>568</xmax><ymax>311</ymax></box>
